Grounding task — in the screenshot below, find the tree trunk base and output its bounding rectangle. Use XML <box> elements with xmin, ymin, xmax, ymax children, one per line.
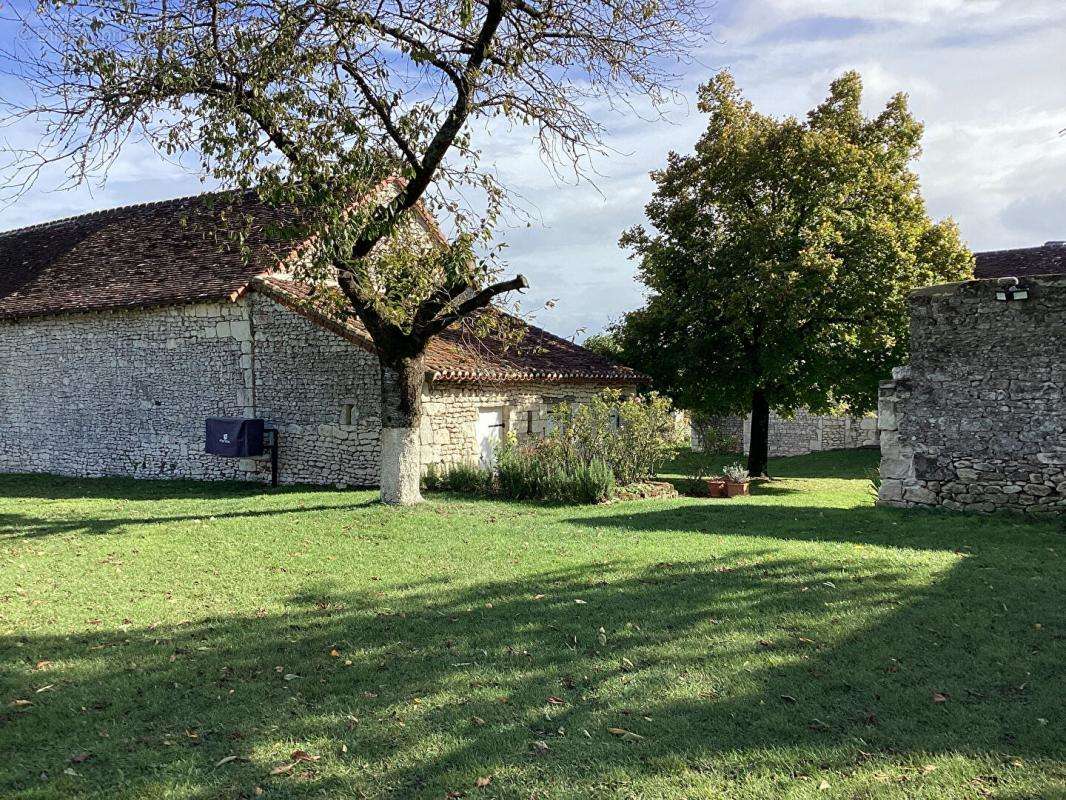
<box><xmin>380</xmin><ymin>426</ymin><xmax>423</xmax><ymax>505</ymax></box>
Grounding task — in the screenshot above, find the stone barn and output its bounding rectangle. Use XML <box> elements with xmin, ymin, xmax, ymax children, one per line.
<box><xmin>0</xmin><ymin>192</ymin><xmax>640</xmax><ymax>487</ymax></box>
<box><xmin>877</xmin><ymin>242</ymin><xmax>1066</xmax><ymax>515</ymax></box>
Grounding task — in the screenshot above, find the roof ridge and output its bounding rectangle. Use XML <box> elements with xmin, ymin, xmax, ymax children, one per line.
<box><xmin>0</xmin><ymin>186</ymin><xmax>246</xmax><ymax>238</ymax></box>
<box><xmin>976</xmin><ymin>243</ymin><xmax>1060</xmax><ymax>256</ymax></box>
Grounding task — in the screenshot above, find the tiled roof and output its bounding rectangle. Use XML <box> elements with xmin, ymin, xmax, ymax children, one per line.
<box><xmin>0</xmin><ymin>192</ymin><xmax>641</xmax><ymax>384</ymax></box>
<box><xmin>256</xmin><ymin>277</ymin><xmax>643</xmax><ymax>384</ymax></box>
<box><xmin>0</xmin><ymin>191</ymin><xmax>294</xmax><ymax>320</ymax></box>
<box><xmin>975</xmin><ymin>242</ymin><xmax>1066</xmax><ymax>279</ymax></box>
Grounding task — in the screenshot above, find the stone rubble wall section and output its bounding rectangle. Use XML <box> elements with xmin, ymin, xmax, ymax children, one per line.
<box><xmin>0</xmin><ymin>302</ymin><xmax>253</xmax><ymax>481</ymax></box>
<box><xmin>877</xmin><ymin>275</ymin><xmax>1066</xmax><ymax>516</ymax></box>
<box><xmin>695</xmin><ymin>410</ymin><xmax>877</xmax><ymax>456</ymax></box>
<box><xmin>246</xmin><ymin>295</ymin><xmax>383</xmax><ymax>486</ymax></box>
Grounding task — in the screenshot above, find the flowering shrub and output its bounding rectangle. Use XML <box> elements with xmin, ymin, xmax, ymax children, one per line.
<box><xmin>422</xmin><ymin>391</ymin><xmax>681</xmax><ymax>504</ymax></box>
<box><xmin>543</xmin><ymin>390</ymin><xmax>683</xmax><ymax>485</ymax></box>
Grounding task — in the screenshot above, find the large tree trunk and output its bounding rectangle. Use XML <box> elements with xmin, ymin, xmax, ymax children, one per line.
<box><xmin>379</xmin><ymin>353</ymin><xmax>426</xmax><ymax>505</ymax></box>
<box><xmin>746</xmin><ymin>388</ymin><xmax>770</xmax><ymax>478</ymax></box>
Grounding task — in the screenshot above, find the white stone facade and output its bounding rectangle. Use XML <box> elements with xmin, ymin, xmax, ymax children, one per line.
<box><xmin>420</xmin><ymin>382</ymin><xmax>636</xmax><ymax>468</ymax></box>
<box><xmin>0</xmin><ymin>295</ymin><xmax>631</xmax><ymax>486</ymax></box>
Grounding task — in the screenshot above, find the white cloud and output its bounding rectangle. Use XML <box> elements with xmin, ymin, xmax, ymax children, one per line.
<box><xmin>763</xmin><ymin>0</ymin><xmax>998</xmax><ymax>24</ymax></box>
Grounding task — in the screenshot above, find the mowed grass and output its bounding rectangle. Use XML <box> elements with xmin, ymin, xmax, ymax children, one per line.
<box><xmin>1</xmin><ymin>450</ymin><xmax>1064</xmax><ymax>800</ymax></box>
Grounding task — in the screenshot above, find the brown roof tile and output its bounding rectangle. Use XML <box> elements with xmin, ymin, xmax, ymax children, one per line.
<box><xmin>975</xmin><ymin>242</ymin><xmax>1066</xmax><ymax>279</ymax></box>
<box><xmin>256</xmin><ymin>277</ymin><xmax>643</xmax><ymax>384</ymax></box>
<box><xmin>0</xmin><ymin>191</ymin><xmax>293</xmax><ymax>320</ymax></box>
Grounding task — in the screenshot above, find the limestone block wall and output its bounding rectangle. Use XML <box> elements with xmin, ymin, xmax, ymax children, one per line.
<box><xmin>419</xmin><ymin>381</ymin><xmax>638</xmax><ymax>468</ymax></box>
<box><xmin>878</xmin><ymin>275</ymin><xmax>1066</xmax><ymax>515</ymax></box>
<box><xmin>694</xmin><ymin>410</ymin><xmax>877</xmax><ymax>456</ymax></box>
<box><xmin>0</xmin><ymin>302</ymin><xmax>253</xmax><ymax>481</ymax></box>
<box><xmin>0</xmin><ymin>296</ymin><xmax>383</xmax><ymax>486</ymax></box>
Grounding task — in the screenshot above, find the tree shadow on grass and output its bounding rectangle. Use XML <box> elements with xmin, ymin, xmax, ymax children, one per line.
<box><xmin>663</xmin><ymin>448</ymin><xmax>881</xmax><ymax>481</ymax></box>
<box><xmin>0</xmin><ymin>472</ymin><xmax>371</xmax><ymax>503</ymax></box>
<box><xmin>0</xmin><ymin>499</ymin><xmax>378</xmax><ymax>540</ymax></box>
<box><xmin>2</xmin><ymin>510</ymin><xmax>1063</xmax><ymax>798</ymax></box>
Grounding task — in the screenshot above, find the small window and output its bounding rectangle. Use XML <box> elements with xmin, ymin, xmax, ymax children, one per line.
<box><xmin>526</xmin><ymin>410</ymin><xmax>534</xmax><ymax>435</ymax></box>
<box><xmin>340</xmin><ymin>403</ymin><xmax>355</xmax><ymax>426</ymax></box>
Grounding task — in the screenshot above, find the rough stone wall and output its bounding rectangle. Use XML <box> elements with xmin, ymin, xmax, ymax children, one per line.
<box><xmin>878</xmin><ymin>275</ymin><xmax>1066</xmax><ymax>515</ymax></box>
<box><xmin>0</xmin><ymin>302</ymin><xmax>253</xmax><ymax>481</ymax></box>
<box><xmin>248</xmin><ymin>296</ymin><xmax>382</xmax><ymax>486</ymax></box>
<box><xmin>0</xmin><ymin>297</ymin><xmax>384</xmax><ymax>485</ymax></box>
<box><xmin>0</xmin><ymin>296</ymin><xmax>632</xmax><ymax>486</ymax></box>
<box><xmin>693</xmin><ymin>410</ymin><xmax>877</xmax><ymax>456</ymax></box>
<box><xmin>420</xmin><ymin>382</ymin><xmax>638</xmax><ymax>468</ymax></box>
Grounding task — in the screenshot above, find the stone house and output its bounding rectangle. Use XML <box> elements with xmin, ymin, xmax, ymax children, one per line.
<box><xmin>0</xmin><ymin>192</ymin><xmax>640</xmax><ymax>487</ymax></box>
<box><xmin>877</xmin><ymin>242</ymin><xmax>1066</xmax><ymax>515</ymax></box>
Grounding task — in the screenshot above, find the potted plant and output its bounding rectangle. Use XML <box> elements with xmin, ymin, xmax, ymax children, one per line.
<box><xmin>686</xmin><ymin>451</ymin><xmax>726</xmax><ymax>497</ymax></box>
<box><xmin>705</xmin><ymin>474</ymin><xmax>727</xmax><ymax>497</ymax></box>
<box><xmin>722</xmin><ymin>462</ymin><xmax>751</xmax><ymax>497</ymax></box>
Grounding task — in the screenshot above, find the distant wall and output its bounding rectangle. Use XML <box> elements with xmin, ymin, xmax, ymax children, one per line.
<box><xmin>693</xmin><ymin>409</ymin><xmax>877</xmax><ymax>457</ymax></box>
<box><xmin>878</xmin><ymin>275</ymin><xmax>1066</xmax><ymax>515</ymax></box>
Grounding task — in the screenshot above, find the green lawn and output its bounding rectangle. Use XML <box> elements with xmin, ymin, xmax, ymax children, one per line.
<box><xmin>1</xmin><ymin>450</ymin><xmax>1064</xmax><ymax>799</ymax></box>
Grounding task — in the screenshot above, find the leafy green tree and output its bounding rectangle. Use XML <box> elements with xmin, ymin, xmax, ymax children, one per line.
<box><xmin>3</xmin><ymin>0</ymin><xmax>706</xmax><ymax>503</ymax></box>
<box><xmin>618</xmin><ymin>71</ymin><xmax>972</xmax><ymax>477</ymax></box>
<box><xmin>581</xmin><ymin>331</ymin><xmax>624</xmax><ymax>360</ymax></box>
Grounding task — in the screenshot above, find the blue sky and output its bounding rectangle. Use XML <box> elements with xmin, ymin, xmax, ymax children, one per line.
<box><xmin>2</xmin><ymin>0</ymin><xmax>1065</xmax><ymax>339</ymax></box>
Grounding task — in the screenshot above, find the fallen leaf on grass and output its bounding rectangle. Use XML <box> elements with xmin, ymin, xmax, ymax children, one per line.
<box><xmin>290</xmin><ymin>750</ymin><xmax>320</xmax><ymax>763</ymax></box>
<box><xmin>329</xmin><ymin>649</ymin><xmax>341</xmax><ymax>658</ymax></box>
<box><xmin>474</xmin><ymin>776</ymin><xmax>492</xmax><ymax>788</ymax></box>
<box><xmin>270</xmin><ymin>763</ymin><xmax>295</xmax><ymax>776</ymax></box>
<box><xmin>471</xmin><ymin>716</ymin><xmax>486</xmax><ymax>726</ymax></box>
<box><xmin>69</xmin><ymin>753</ymin><xmax>92</xmax><ymax>764</ymax></box>
<box><xmin>531</xmin><ymin>740</ymin><xmax>550</xmax><ymax>754</ymax></box>
<box><xmin>283</xmin><ymin>674</ymin><xmax>301</xmax><ymax>681</ymax></box>
<box><xmin>214</xmin><ymin>755</ymin><xmax>238</xmax><ymax>768</ymax></box>
<box><xmin>607</xmin><ymin>727</ymin><xmax>645</xmax><ymax>742</ymax></box>
<box><xmin>546</xmin><ymin>696</ymin><xmax>565</xmax><ymax>706</ymax></box>
<box><xmin>932</xmin><ymin>691</ymin><xmax>950</xmax><ymax>704</ymax></box>
<box><xmin>818</xmin><ymin>779</ymin><xmax>830</xmax><ymax>791</ymax></box>
<box><xmin>780</xmin><ymin>695</ymin><xmax>797</xmax><ymax>704</ymax></box>
<box><xmin>10</xmin><ymin>699</ymin><xmax>33</xmax><ymax>707</ymax></box>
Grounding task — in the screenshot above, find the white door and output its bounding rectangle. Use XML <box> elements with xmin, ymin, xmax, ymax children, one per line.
<box><xmin>476</xmin><ymin>408</ymin><xmax>505</xmax><ymax>467</ymax></box>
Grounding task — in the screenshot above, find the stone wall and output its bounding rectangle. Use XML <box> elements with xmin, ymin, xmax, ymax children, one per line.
<box><xmin>0</xmin><ymin>295</ymin><xmax>631</xmax><ymax>486</ymax></box>
<box><xmin>0</xmin><ymin>302</ymin><xmax>253</xmax><ymax>481</ymax></box>
<box><xmin>0</xmin><ymin>297</ymin><xmax>384</xmax><ymax>486</ymax></box>
<box><xmin>693</xmin><ymin>409</ymin><xmax>877</xmax><ymax>456</ymax></box>
<box><xmin>420</xmin><ymin>381</ymin><xmax>637</xmax><ymax>468</ymax></box>
<box><xmin>878</xmin><ymin>275</ymin><xmax>1066</xmax><ymax>515</ymax></box>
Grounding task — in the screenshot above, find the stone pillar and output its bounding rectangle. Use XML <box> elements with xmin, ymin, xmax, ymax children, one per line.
<box><xmin>876</xmin><ymin>367</ymin><xmax>915</xmax><ymax>507</ymax></box>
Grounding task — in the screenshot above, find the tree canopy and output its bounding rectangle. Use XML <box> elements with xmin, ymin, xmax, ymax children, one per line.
<box><xmin>4</xmin><ymin>0</ymin><xmax>706</xmax><ymax>502</ymax></box>
<box><xmin>617</xmin><ymin>71</ymin><xmax>973</xmax><ymax>476</ymax></box>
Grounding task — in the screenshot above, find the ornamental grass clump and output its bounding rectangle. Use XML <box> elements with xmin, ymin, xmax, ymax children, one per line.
<box><xmin>495</xmin><ymin>434</ymin><xmax>614</xmax><ymax>504</ymax></box>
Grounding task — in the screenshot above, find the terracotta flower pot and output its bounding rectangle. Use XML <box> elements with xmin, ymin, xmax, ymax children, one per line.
<box><xmin>724</xmin><ymin>481</ymin><xmax>749</xmax><ymax>497</ymax></box>
<box><xmin>705</xmin><ymin>478</ymin><xmax>727</xmax><ymax>498</ymax></box>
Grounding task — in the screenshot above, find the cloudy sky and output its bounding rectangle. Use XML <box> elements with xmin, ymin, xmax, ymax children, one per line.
<box><xmin>2</xmin><ymin>0</ymin><xmax>1064</xmax><ymax>340</ymax></box>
